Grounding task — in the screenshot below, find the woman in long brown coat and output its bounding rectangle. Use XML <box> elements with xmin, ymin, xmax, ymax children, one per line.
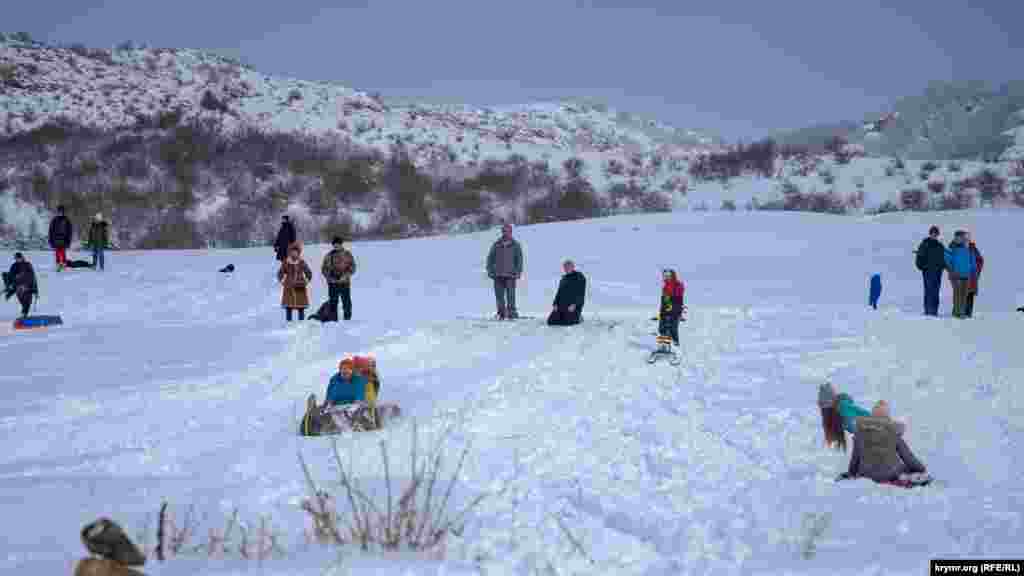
<box><xmin>278</xmin><ymin>243</ymin><xmax>313</xmax><ymax>321</ymax></box>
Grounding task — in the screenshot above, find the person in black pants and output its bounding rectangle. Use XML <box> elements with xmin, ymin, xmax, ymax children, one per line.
<box><xmin>915</xmin><ymin>225</ymin><xmax>946</xmax><ymax>316</ymax></box>
<box><xmin>548</xmin><ymin>260</ymin><xmax>586</xmax><ymax>326</ymax></box>
<box><xmin>321</xmin><ymin>236</ymin><xmax>356</xmax><ymax>321</ymax></box>
<box><xmin>658</xmin><ymin>269</ymin><xmax>685</xmax><ymax>345</ymax></box>
<box><xmin>4</xmin><ymin>252</ymin><xmax>38</xmax><ymax>318</ymax></box>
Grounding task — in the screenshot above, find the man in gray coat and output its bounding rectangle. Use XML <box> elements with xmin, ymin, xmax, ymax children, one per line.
<box><xmin>486</xmin><ymin>223</ymin><xmax>524</xmax><ymax>319</ymax></box>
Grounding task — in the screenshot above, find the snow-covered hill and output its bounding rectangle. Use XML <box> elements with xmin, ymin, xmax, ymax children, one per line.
<box><xmin>2</xmin><ymin>210</ymin><xmax>1023</xmax><ymax>575</ymax></box>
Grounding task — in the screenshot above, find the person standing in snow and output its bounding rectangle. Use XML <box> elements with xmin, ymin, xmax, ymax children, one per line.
<box><xmin>548</xmin><ymin>259</ymin><xmax>587</xmax><ymax>326</ymax></box>
<box><xmin>48</xmin><ymin>205</ymin><xmax>73</xmax><ymax>271</ymax></box>
<box><xmin>964</xmin><ymin>232</ymin><xmax>984</xmax><ymax>318</ymax></box>
<box><xmin>486</xmin><ymin>223</ymin><xmax>524</xmax><ymax>320</ymax></box>
<box><xmin>88</xmin><ymin>213</ymin><xmax>110</xmax><ymax>271</ymax></box>
<box><xmin>274</xmin><ymin>215</ymin><xmax>297</xmax><ymax>262</ymax></box>
<box><xmin>658</xmin><ymin>269</ymin><xmax>685</xmax><ymax>346</ymax></box>
<box><xmin>321</xmin><ymin>235</ymin><xmax>356</xmax><ymax>321</ymax></box>
<box><xmin>869</xmin><ymin>273</ymin><xmax>882</xmax><ymax>310</ymax></box>
<box><xmin>944</xmin><ymin>230</ymin><xmax>976</xmax><ymax>319</ymax></box>
<box><xmin>915</xmin><ymin>225</ymin><xmax>947</xmax><ymax>316</ymax></box>
<box><xmin>3</xmin><ymin>252</ymin><xmax>38</xmax><ymax>318</ymax></box>
<box><xmin>277</xmin><ymin>243</ymin><xmax>313</xmax><ymax>321</ymax></box>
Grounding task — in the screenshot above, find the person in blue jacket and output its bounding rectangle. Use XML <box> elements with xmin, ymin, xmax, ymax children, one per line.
<box><xmin>869</xmin><ymin>273</ymin><xmax>882</xmax><ymax>310</ymax></box>
<box><xmin>943</xmin><ymin>230</ymin><xmax>977</xmax><ymax>319</ymax></box>
<box><xmin>325</xmin><ymin>356</ymin><xmax>368</xmax><ymax>407</ymax></box>
<box><xmin>817</xmin><ymin>382</ymin><xmax>905</xmax><ymax>451</ymax></box>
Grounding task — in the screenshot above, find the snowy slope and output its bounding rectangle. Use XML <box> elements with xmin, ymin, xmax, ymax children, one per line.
<box><xmin>1</xmin><ymin>211</ymin><xmax>1023</xmax><ymax>575</ymax></box>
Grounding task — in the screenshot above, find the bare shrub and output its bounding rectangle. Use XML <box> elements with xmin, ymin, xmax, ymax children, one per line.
<box><xmin>463</xmin><ymin>159</ymin><xmax>526</xmax><ymax>201</ymax></box>
<box><xmin>319</xmin><ymin>212</ymin><xmax>357</xmax><ymax>243</ymax></box>
<box><xmin>298</xmin><ymin>422</ymin><xmax>501</xmax><ymax>553</ymax></box>
<box><xmin>382</xmin><ymin>146</ymin><xmax>433</xmax><ymax>231</ymax></box>
<box><xmin>721</xmin><ymin>199</ymin><xmax>737</xmax><ymax>211</ymax></box>
<box><xmin>975</xmin><ymin>168</ymin><xmax>1006</xmax><ymax>204</ymax></box>
<box><xmin>900</xmin><ymin>188</ymin><xmax>926</xmax><ymax>211</ymax></box>
<box><xmin>136</xmin><ymin>210</ymin><xmax>204</xmax><ymax>249</ymax></box>
<box><xmin>145</xmin><ymin>501</ymin><xmax>286</xmax><ymax>562</ymax></box>
<box><xmin>0</xmin><ymin>63</ymin><xmax>15</xmax><ymax>86</ymax></box>
<box><xmin>435</xmin><ymin>179</ymin><xmax>485</xmax><ymax>218</ymax></box>
<box><xmin>941</xmin><ymin>189</ymin><xmax>973</xmax><ymax>210</ymax></box>
<box><xmin>873</xmin><ymin>200</ymin><xmax>900</xmax><ymax>214</ymax></box>
<box><xmin>200</xmin><ymin>91</ymin><xmax>230</xmax><ymax>114</ymax></box>
<box><xmin>689</xmin><ymin>138</ymin><xmax>775</xmax><ymax>181</ymax></box>
<box><xmin>819</xmin><ymin>170</ymin><xmax>835</xmax><ymax>185</ymax></box>
<box><xmin>605</xmin><ymin>158</ymin><xmax>625</xmax><ymax>176</ymax></box>
<box><xmin>927</xmin><ymin>180</ymin><xmax>946</xmax><ymax>195</ymax></box>
<box><xmin>947</xmin><ymin>161</ymin><xmax>961</xmax><ymax>173</ymax></box>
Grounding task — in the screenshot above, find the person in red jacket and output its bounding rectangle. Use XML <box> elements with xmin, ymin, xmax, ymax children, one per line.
<box><xmin>964</xmin><ymin>231</ymin><xmax>983</xmax><ymax>318</ymax></box>
<box><xmin>658</xmin><ymin>269</ymin><xmax>685</xmax><ymax>346</ymax></box>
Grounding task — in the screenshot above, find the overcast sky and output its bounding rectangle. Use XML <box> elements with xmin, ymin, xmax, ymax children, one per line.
<box><xmin>10</xmin><ymin>0</ymin><xmax>1023</xmax><ymax>140</ymax></box>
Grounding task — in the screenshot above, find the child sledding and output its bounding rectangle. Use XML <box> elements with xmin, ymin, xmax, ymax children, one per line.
<box><xmin>300</xmin><ymin>355</ymin><xmax>401</xmax><ymax>436</ymax></box>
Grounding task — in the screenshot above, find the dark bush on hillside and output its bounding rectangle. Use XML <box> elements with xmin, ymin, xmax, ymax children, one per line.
<box><xmin>689</xmin><ymin>138</ymin><xmax>776</xmax><ymax>181</ymax></box>
<box><xmin>872</xmin><ymin>200</ymin><xmax>900</xmax><ymax>214</ymax></box>
<box><xmin>721</xmin><ymin>199</ymin><xmax>737</xmax><ymax>211</ymax></box>
<box><xmin>975</xmin><ymin>169</ymin><xmax>1006</xmax><ymax>204</ymax></box>
<box><xmin>200</xmin><ymin>90</ymin><xmax>230</xmax><ymax>114</ymax></box>
<box><xmin>927</xmin><ymin>180</ymin><xmax>946</xmax><ymax>195</ymax></box>
<box><xmin>137</xmin><ymin>209</ymin><xmax>205</xmax><ymax>249</ymax></box>
<box><xmin>435</xmin><ymin>178</ymin><xmax>485</xmax><ymax>218</ymax></box>
<box><xmin>464</xmin><ymin>159</ymin><xmax>527</xmax><ymax>200</ymax></box>
<box><xmin>941</xmin><ymin>190</ymin><xmax>973</xmax><ymax>210</ymax></box>
<box><xmin>382</xmin><ymin>146</ymin><xmax>432</xmax><ymax>230</ymax></box>
<box><xmin>947</xmin><ymin>161</ymin><xmax>961</xmax><ymax>172</ymax></box>
<box><xmin>900</xmin><ymin>188</ymin><xmax>926</xmax><ymax>211</ymax></box>
<box><xmin>562</xmin><ymin>157</ymin><xmax>586</xmax><ymax>180</ymax></box>
<box><xmin>320</xmin><ymin>213</ymin><xmax>357</xmax><ymax>243</ymax></box>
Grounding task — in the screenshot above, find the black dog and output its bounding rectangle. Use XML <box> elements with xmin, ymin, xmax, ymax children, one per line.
<box><xmin>219</xmin><ymin>264</ymin><xmax>235</xmax><ymax>273</ymax></box>
<box><xmin>1018</xmin><ymin>307</ymin><xmax>1024</xmax><ymax>313</ymax></box>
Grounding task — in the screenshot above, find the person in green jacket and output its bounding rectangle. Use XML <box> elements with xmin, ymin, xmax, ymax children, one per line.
<box><xmin>817</xmin><ymin>382</ymin><xmax>905</xmax><ymax>451</ymax></box>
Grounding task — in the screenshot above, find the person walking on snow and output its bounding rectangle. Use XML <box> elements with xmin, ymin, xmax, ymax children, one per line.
<box><xmin>48</xmin><ymin>205</ymin><xmax>73</xmax><ymax>271</ymax></box>
<box><xmin>964</xmin><ymin>232</ymin><xmax>984</xmax><ymax>318</ymax></box>
<box><xmin>915</xmin><ymin>225</ymin><xmax>946</xmax><ymax>316</ymax></box>
<box><xmin>658</xmin><ymin>269</ymin><xmax>685</xmax><ymax>346</ymax></box>
<box><xmin>3</xmin><ymin>252</ymin><xmax>38</xmax><ymax>318</ymax></box>
<box><xmin>548</xmin><ymin>259</ymin><xmax>586</xmax><ymax>326</ymax></box>
<box><xmin>274</xmin><ymin>215</ymin><xmax>297</xmax><ymax>262</ymax></box>
<box><xmin>944</xmin><ymin>230</ymin><xmax>976</xmax><ymax>319</ymax></box>
<box><xmin>88</xmin><ymin>213</ymin><xmax>110</xmax><ymax>271</ymax></box>
<box><xmin>277</xmin><ymin>243</ymin><xmax>312</xmax><ymax>321</ymax></box>
<box><xmin>486</xmin><ymin>223</ymin><xmax>524</xmax><ymax>319</ymax></box>
<box><xmin>321</xmin><ymin>236</ymin><xmax>356</xmax><ymax>321</ymax></box>
<box><xmin>869</xmin><ymin>273</ymin><xmax>882</xmax><ymax>310</ymax></box>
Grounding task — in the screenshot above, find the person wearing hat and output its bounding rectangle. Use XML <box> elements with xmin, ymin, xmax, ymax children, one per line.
<box><xmin>321</xmin><ymin>235</ymin><xmax>356</xmax><ymax>321</ymax></box>
<box><xmin>88</xmin><ymin>213</ymin><xmax>110</xmax><ymax>271</ymax></box>
<box><xmin>274</xmin><ymin>215</ymin><xmax>297</xmax><ymax>262</ymax></box>
<box><xmin>4</xmin><ymin>252</ymin><xmax>38</xmax><ymax>318</ymax></box>
<box><xmin>914</xmin><ymin>225</ymin><xmax>946</xmax><ymax>316</ymax></box>
<box><xmin>839</xmin><ymin>400</ymin><xmax>927</xmax><ymax>484</ymax></box>
<box><xmin>324</xmin><ymin>356</ymin><xmax>369</xmax><ymax>407</ymax></box>
<box><xmin>277</xmin><ymin>243</ymin><xmax>313</xmax><ymax>321</ymax></box>
<box><xmin>48</xmin><ymin>205</ymin><xmax>73</xmax><ymax>271</ymax></box>
<box><xmin>817</xmin><ymin>382</ymin><xmax>905</xmax><ymax>451</ymax></box>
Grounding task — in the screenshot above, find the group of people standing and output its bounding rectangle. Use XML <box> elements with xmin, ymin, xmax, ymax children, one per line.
<box><xmin>915</xmin><ymin>225</ymin><xmax>984</xmax><ymax>318</ymax></box>
<box><xmin>274</xmin><ymin>215</ymin><xmax>356</xmax><ymax>323</ymax></box>
<box><xmin>47</xmin><ymin>205</ymin><xmax>112</xmax><ymax>272</ymax></box>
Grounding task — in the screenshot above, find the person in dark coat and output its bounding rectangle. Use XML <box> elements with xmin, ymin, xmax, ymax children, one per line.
<box><xmin>48</xmin><ymin>205</ymin><xmax>73</xmax><ymax>271</ymax></box>
<box><xmin>274</xmin><ymin>215</ymin><xmax>297</xmax><ymax>262</ymax></box>
<box><xmin>3</xmin><ymin>252</ymin><xmax>38</xmax><ymax>318</ymax></box>
<box><xmin>88</xmin><ymin>213</ymin><xmax>110</xmax><ymax>271</ymax></box>
<box><xmin>915</xmin><ymin>225</ymin><xmax>946</xmax><ymax>316</ymax></box>
<box><xmin>869</xmin><ymin>273</ymin><xmax>882</xmax><ymax>310</ymax></box>
<box><xmin>547</xmin><ymin>259</ymin><xmax>586</xmax><ymax>326</ymax></box>
<box><xmin>486</xmin><ymin>223</ymin><xmax>524</xmax><ymax>319</ymax></box>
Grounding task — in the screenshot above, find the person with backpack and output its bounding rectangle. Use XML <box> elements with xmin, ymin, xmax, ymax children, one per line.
<box><xmin>548</xmin><ymin>259</ymin><xmax>586</xmax><ymax>326</ymax></box>
<box><xmin>944</xmin><ymin>230</ymin><xmax>976</xmax><ymax>319</ymax></box>
<box><xmin>277</xmin><ymin>243</ymin><xmax>312</xmax><ymax>321</ymax></box>
<box><xmin>48</xmin><ymin>205</ymin><xmax>73</xmax><ymax>271</ymax></box>
<box><xmin>658</xmin><ymin>269</ymin><xmax>685</xmax><ymax>346</ymax></box>
<box><xmin>320</xmin><ymin>236</ymin><xmax>356</xmax><ymax>321</ymax></box>
<box><xmin>88</xmin><ymin>213</ymin><xmax>110</xmax><ymax>271</ymax></box>
<box><xmin>274</xmin><ymin>215</ymin><xmax>296</xmax><ymax>262</ymax></box>
<box><xmin>3</xmin><ymin>252</ymin><xmax>38</xmax><ymax>318</ymax></box>
<box><xmin>964</xmin><ymin>231</ymin><xmax>984</xmax><ymax>318</ymax></box>
<box><xmin>915</xmin><ymin>225</ymin><xmax>946</xmax><ymax>316</ymax></box>
<box><xmin>486</xmin><ymin>223</ymin><xmax>524</xmax><ymax>320</ymax></box>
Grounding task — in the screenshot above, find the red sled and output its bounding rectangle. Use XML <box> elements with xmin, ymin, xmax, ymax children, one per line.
<box><xmin>13</xmin><ymin>315</ymin><xmax>64</xmax><ymax>330</ymax></box>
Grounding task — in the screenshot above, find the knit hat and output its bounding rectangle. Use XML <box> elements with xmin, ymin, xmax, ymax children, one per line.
<box><xmin>13</xmin><ymin>252</ymin><xmax>23</xmax><ymax>260</ymax></box>
<box><xmin>339</xmin><ymin>356</ymin><xmax>354</xmax><ymax>369</ymax></box>
<box><xmin>817</xmin><ymin>382</ymin><xmax>836</xmax><ymax>408</ymax></box>
<box><xmin>95</xmin><ymin>213</ymin><xmax>103</xmax><ymax>222</ymax></box>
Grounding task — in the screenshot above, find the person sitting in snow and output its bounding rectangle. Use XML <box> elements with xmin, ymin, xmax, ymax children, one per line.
<box><xmin>657</xmin><ymin>269</ymin><xmax>685</xmax><ymax>346</ymax></box>
<box><xmin>548</xmin><ymin>259</ymin><xmax>586</xmax><ymax>326</ymax></box>
<box><xmin>838</xmin><ymin>401</ymin><xmax>928</xmax><ymax>484</ymax></box>
<box><xmin>817</xmin><ymin>382</ymin><xmax>905</xmax><ymax>451</ymax></box>
<box><xmin>4</xmin><ymin>252</ymin><xmax>38</xmax><ymax>318</ymax></box>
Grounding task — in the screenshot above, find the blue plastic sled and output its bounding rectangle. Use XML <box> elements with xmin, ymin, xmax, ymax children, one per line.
<box><xmin>13</xmin><ymin>315</ymin><xmax>63</xmax><ymax>330</ymax></box>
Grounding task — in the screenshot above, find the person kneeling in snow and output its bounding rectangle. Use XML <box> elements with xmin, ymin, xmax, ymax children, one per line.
<box><xmin>548</xmin><ymin>259</ymin><xmax>586</xmax><ymax>326</ymax></box>
<box><xmin>839</xmin><ymin>401</ymin><xmax>928</xmax><ymax>484</ymax></box>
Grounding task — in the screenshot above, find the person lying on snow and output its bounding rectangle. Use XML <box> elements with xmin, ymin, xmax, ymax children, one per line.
<box><xmin>818</xmin><ymin>381</ymin><xmax>905</xmax><ymax>451</ymax></box>
<box><xmin>838</xmin><ymin>402</ymin><xmax>928</xmax><ymax>485</ymax></box>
